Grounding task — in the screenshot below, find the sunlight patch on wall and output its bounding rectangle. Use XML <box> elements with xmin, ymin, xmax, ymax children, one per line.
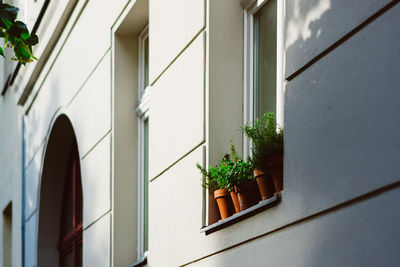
<box><xmin>286</xmin><ymin>0</ymin><xmax>331</xmax><ymax>49</ymax></box>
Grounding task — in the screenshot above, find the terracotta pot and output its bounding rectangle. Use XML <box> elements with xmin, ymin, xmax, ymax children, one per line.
<box><xmin>254</xmin><ymin>169</ymin><xmax>275</xmax><ymax>201</ymax></box>
<box><xmin>268</xmin><ymin>155</ymin><xmax>283</xmax><ymax>196</ymax></box>
<box><xmin>230</xmin><ymin>190</ymin><xmax>240</xmax><ymax>213</ymax></box>
<box><xmin>234</xmin><ymin>180</ymin><xmax>260</xmax><ymax>211</ymax></box>
<box><xmin>214</xmin><ymin>188</ymin><xmax>234</xmax><ymax>220</ymax></box>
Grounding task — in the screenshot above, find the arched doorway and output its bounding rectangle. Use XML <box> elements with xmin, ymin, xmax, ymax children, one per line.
<box><xmin>37</xmin><ymin>115</ymin><xmax>83</xmax><ymax>267</ymax></box>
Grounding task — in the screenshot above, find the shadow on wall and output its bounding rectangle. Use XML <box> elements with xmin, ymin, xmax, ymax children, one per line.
<box><xmin>22</xmin><ymin>69</ymin><xmax>66</xmax><ymax>267</ymax></box>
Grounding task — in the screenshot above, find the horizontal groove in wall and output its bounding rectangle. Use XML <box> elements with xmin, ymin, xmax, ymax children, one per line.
<box><xmin>81</xmin><ymin>129</ymin><xmax>111</xmax><ymax>160</ymax></box>
<box><xmin>151</xmin><ymin>27</ymin><xmax>206</xmax><ymax>86</ymax></box>
<box><xmin>67</xmin><ymin>48</ymin><xmax>111</xmax><ymax>108</ymax></box>
<box><xmin>150</xmin><ymin>141</ymin><xmax>205</xmax><ymax>182</ymax></box>
<box><xmin>24</xmin><ymin>47</ymin><xmax>109</xmax><ymax>168</ymax></box>
<box><xmin>181</xmin><ymin>181</ymin><xmax>400</xmax><ymax>266</ymax></box>
<box><xmin>24</xmin><ymin>138</ymin><xmax>46</xmax><ymax>170</ymax></box>
<box><xmin>25</xmin><ymin>209</ymin><xmax>37</xmax><ymax>223</ymax></box>
<box><xmin>286</xmin><ymin>0</ymin><xmax>399</xmax><ymax>81</ymax></box>
<box><xmin>84</xmin><ymin>209</ymin><xmax>111</xmax><ymax>231</ymax></box>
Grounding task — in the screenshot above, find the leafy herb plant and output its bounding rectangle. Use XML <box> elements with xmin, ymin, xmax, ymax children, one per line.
<box><xmin>0</xmin><ymin>3</ymin><xmax>39</xmax><ymax>64</ymax></box>
<box><xmin>227</xmin><ymin>142</ymin><xmax>253</xmax><ymax>188</ymax></box>
<box><xmin>242</xmin><ymin>112</ymin><xmax>283</xmax><ymax>171</ymax></box>
<box><xmin>196</xmin><ymin>154</ymin><xmax>233</xmax><ymax>191</ymax></box>
<box><xmin>196</xmin><ymin>143</ymin><xmax>254</xmax><ymax>191</ymax></box>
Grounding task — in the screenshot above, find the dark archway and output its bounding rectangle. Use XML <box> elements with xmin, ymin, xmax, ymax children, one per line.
<box><xmin>37</xmin><ymin>115</ymin><xmax>83</xmax><ymax>267</ymax></box>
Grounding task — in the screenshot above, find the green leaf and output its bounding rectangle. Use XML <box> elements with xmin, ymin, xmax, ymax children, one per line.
<box><xmin>9</xmin><ymin>21</ymin><xmax>29</xmax><ymax>39</ymax></box>
<box><xmin>4</xmin><ymin>32</ymin><xmax>8</xmax><ymax>48</ymax></box>
<box><xmin>26</xmin><ymin>34</ymin><xmax>38</xmax><ymax>46</ymax></box>
<box><xmin>0</xmin><ymin>17</ymin><xmax>12</xmax><ymax>29</ymax></box>
<box><xmin>0</xmin><ymin>47</ymin><xmax>4</xmax><ymax>58</ymax></box>
<box><xmin>14</xmin><ymin>44</ymin><xmax>30</xmax><ymax>61</ymax></box>
<box><xmin>0</xmin><ymin>4</ymin><xmax>19</xmax><ymax>23</ymax></box>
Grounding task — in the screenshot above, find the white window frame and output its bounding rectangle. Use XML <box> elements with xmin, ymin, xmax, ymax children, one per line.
<box><xmin>243</xmin><ymin>0</ymin><xmax>284</xmax><ymax>158</ymax></box>
<box><xmin>136</xmin><ymin>25</ymin><xmax>150</xmax><ymax>260</ymax></box>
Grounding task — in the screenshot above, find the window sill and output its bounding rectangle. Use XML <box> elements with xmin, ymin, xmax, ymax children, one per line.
<box><xmin>200</xmin><ymin>194</ymin><xmax>281</xmax><ymax>235</ymax></box>
<box><xmin>128</xmin><ymin>256</ymin><xmax>147</xmax><ymax>267</ymax></box>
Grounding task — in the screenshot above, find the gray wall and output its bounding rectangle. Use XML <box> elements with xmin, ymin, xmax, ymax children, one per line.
<box><xmin>187</xmin><ymin>0</ymin><xmax>400</xmax><ymax>266</ymax></box>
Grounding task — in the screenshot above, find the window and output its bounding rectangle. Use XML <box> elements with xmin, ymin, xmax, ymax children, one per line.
<box><xmin>58</xmin><ymin>148</ymin><xmax>83</xmax><ymax>267</ymax></box>
<box><xmin>201</xmin><ymin>0</ymin><xmax>284</xmax><ymax>234</ymax></box>
<box><xmin>136</xmin><ymin>25</ymin><xmax>150</xmax><ymax>260</ymax></box>
<box><xmin>243</xmin><ymin>0</ymin><xmax>283</xmax><ymax>156</ymax></box>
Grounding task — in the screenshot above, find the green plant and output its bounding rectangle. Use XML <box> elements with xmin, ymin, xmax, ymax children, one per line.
<box><xmin>0</xmin><ymin>3</ymin><xmax>39</xmax><ymax>64</ymax></box>
<box><xmin>241</xmin><ymin>112</ymin><xmax>283</xmax><ymax>171</ymax></box>
<box><xmin>196</xmin><ymin>143</ymin><xmax>254</xmax><ymax>191</ymax></box>
<box><xmin>196</xmin><ymin>154</ymin><xmax>233</xmax><ymax>191</ymax></box>
<box><xmin>227</xmin><ymin>142</ymin><xmax>253</xmax><ymax>188</ymax></box>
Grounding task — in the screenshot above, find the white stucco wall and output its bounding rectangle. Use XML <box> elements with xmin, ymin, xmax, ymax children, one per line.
<box><xmin>0</xmin><ymin>86</ymin><xmax>23</xmax><ymax>267</ymax></box>
<box><xmin>13</xmin><ymin>1</ymin><xmax>129</xmax><ymax>266</ymax></box>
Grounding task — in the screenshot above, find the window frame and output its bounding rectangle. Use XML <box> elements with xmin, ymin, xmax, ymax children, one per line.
<box><xmin>243</xmin><ymin>0</ymin><xmax>284</xmax><ymax>158</ymax></box>
<box><xmin>136</xmin><ymin>25</ymin><xmax>150</xmax><ymax>260</ymax></box>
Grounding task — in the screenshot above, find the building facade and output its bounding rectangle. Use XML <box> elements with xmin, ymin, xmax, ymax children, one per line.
<box><xmin>1</xmin><ymin>0</ymin><xmax>399</xmax><ymax>266</ymax></box>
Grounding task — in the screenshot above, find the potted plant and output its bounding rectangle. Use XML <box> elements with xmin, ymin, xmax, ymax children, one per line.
<box><xmin>242</xmin><ymin>112</ymin><xmax>284</xmax><ymax>199</ymax></box>
<box><xmin>228</xmin><ymin>143</ymin><xmax>260</xmax><ymax>211</ymax></box>
<box><xmin>219</xmin><ymin>147</ymin><xmax>240</xmax><ymax>214</ymax></box>
<box><xmin>196</xmin><ymin>155</ymin><xmax>235</xmax><ymax>220</ymax></box>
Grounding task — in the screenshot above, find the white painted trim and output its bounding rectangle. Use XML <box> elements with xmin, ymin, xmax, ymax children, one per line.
<box><xmin>110</xmin><ymin>25</ymin><xmax>116</xmax><ymax>267</ymax></box>
<box><xmin>137</xmin><ymin>25</ymin><xmax>150</xmax><ymax>259</ymax></box>
<box><xmin>204</xmin><ymin>0</ymin><xmax>210</xmax><ymax>228</ymax></box>
<box><xmin>136</xmin><ymin>115</ymin><xmax>146</xmax><ymax>259</ymax></box>
<box><xmin>277</xmin><ymin>0</ymin><xmax>285</xmax><ymax>127</ymax></box>
<box><xmin>247</xmin><ymin>0</ymin><xmax>269</xmax><ymax>15</ymax></box>
<box><xmin>136</xmin><ymin>89</ymin><xmax>150</xmax><ymax>118</ymax></box>
<box><xmin>243</xmin><ymin>9</ymin><xmax>254</xmax><ymax>159</ymax></box>
<box><xmin>138</xmin><ymin>25</ymin><xmax>149</xmax><ymax>100</ymax></box>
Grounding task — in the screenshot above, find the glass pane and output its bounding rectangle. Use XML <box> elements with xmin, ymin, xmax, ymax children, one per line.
<box><xmin>254</xmin><ymin>0</ymin><xmax>277</xmax><ymax>118</ymax></box>
<box><xmin>144</xmin><ymin>36</ymin><xmax>149</xmax><ymax>89</ymax></box>
<box><xmin>143</xmin><ymin>118</ymin><xmax>149</xmax><ymax>252</ymax></box>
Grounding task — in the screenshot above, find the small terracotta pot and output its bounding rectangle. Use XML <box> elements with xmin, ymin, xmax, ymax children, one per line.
<box><xmin>230</xmin><ymin>190</ymin><xmax>240</xmax><ymax>213</ymax></box>
<box><xmin>214</xmin><ymin>188</ymin><xmax>234</xmax><ymax>220</ymax></box>
<box><xmin>235</xmin><ymin>180</ymin><xmax>260</xmax><ymax>211</ymax></box>
<box><xmin>268</xmin><ymin>155</ymin><xmax>283</xmax><ymax>196</ymax></box>
<box><xmin>254</xmin><ymin>169</ymin><xmax>275</xmax><ymax>201</ymax></box>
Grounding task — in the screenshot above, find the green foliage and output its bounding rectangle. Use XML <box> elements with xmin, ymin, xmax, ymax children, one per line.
<box><xmin>196</xmin><ymin>143</ymin><xmax>254</xmax><ymax>191</ymax></box>
<box><xmin>242</xmin><ymin>112</ymin><xmax>283</xmax><ymax>171</ymax></box>
<box><xmin>196</xmin><ymin>155</ymin><xmax>233</xmax><ymax>191</ymax></box>
<box><xmin>0</xmin><ymin>3</ymin><xmax>38</xmax><ymax>65</ymax></box>
<box><xmin>227</xmin><ymin>142</ymin><xmax>253</xmax><ymax>188</ymax></box>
